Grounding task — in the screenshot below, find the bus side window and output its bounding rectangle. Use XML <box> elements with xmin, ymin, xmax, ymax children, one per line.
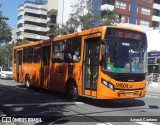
<box><xmin>23</xmin><ymin>47</ymin><xmax>27</xmax><ymax>63</ymax></box>
<box><xmin>33</xmin><ymin>46</ymin><xmax>41</xmax><ymax>63</ymax></box>
<box><xmin>52</xmin><ymin>41</ymin><xmax>65</xmax><ymax>62</ymax></box>
<box><xmin>27</xmin><ymin>46</ymin><xmax>33</xmax><ymax>63</ymax></box>
<box><xmin>14</xmin><ymin>49</ymin><xmax>16</xmax><ymax>64</ymax></box>
<box><xmin>64</xmin><ymin>37</ymin><xmax>81</xmax><ymax>62</ymax></box>
<box><xmin>72</xmin><ymin>38</ymin><xmax>81</xmax><ymax>62</ymax></box>
<box><xmin>64</xmin><ymin>40</ymin><xmax>72</xmax><ymax>62</ymax></box>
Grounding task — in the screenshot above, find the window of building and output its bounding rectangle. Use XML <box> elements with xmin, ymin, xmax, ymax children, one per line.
<box><xmin>140</xmin><ymin>19</ymin><xmax>149</xmax><ymax>27</ymax></box>
<box><xmin>143</xmin><ymin>0</ymin><xmax>152</xmax><ymax>3</ymax></box>
<box><xmin>152</xmin><ymin>21</ymin><xmax>160</xmax><ymax>29</ymax></box>
<box><xmin>116</xmin><ymin>14</ymin><xmax>125</xmax><ymax>22</ymax></box>
<box><xmin>102</xmin><ymin>0</ymin><xmax>114</xmax><ymax>5</ymax></box>
<box><xmin>141</xmin><ymin>7</ymin><xmax>151</xmax><ymax>15</ymax></box>
<box><xmin>153</xmin><ymin>9</ymin><xmax>160</xmax><ymax>16</ymax></box>
<box><xmin>17</xmin><ymin>32</ymin><xmax>23</xmax><ymax>36</ymax></box>
<box><xmin>25</xmin><ymin>6</ymin><xmax>47</xmax><ymax>11</ymax></box>
<box><xmin>115</xmin><ymin>0</ymin><xmax>126</xmax><ymax>9</ymax></box>
<box><xmin>18</xmin><ymin>15</ymin><xmax>23</xmax><ymax>20</ymax></box>
<box><xmin>154</xmin><ymin>0</ymin><xmax>160</xmax><ymax>4</ymax></box>
<box><xmin>17</xmin><ymin>23</ymin><xmax>23</xmax><ymax>28</ymax></box>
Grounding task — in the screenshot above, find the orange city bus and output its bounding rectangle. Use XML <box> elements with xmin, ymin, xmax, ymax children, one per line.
<box><xmin>12</xmin><ymin>26</ymin><xmax>147</xmax><ymax>100</ymax></box>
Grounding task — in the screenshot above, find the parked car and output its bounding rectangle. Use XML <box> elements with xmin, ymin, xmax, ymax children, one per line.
<box><xmin>0</xmin><ymin>67</ymin><xmax>13</xmax><ymax>79</ymax></box>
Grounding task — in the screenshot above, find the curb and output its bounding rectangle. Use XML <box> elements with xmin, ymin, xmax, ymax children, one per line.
<box><xmin>146</xmin><ymin>93</ymin><xmax>160</xmax><ymax>97</ymax></box>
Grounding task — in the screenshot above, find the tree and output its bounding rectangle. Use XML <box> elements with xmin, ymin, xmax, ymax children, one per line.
<box><xmin>14</xmin><ymin>38</ymin><xmax>30</xmax><ymax>46</ymax></box>
<box><xmin>100</xmin><ymin>9</ymin><xmax>120</xmax><ymax>26</ymax></box>
<box><xmin>0</xmin><ymin>38</ymin><xmax>29</xmax><ymax>67</ymax></box>
<box><xmin>0</xmin><ymin>4</ymin><xmax>11</xmax><ymax>44</ymax></box>
<box><xmin>71</xmin><ymin>0</ymin><xmax>119</xmax><ymax>30</ymax></box>
<box><xmin>51</xmin><ymin>0</ymin><xmax>119</xmax><ymax>36</ymax></box>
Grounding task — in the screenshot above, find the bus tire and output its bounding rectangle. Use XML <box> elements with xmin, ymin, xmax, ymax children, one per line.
<box><xmin>25</xmin><ymin>75</ymin><xmax>31</xmax><ymax>89</ymax></box>
<box><xmin>66</xmin><ymin>81</ymin><xmax>78</xmax><ymax>101</ymax></box>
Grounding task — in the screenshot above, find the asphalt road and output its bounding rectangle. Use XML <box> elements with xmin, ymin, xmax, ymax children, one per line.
<box><xmin>0</xmin><ymin>79</ymin><xmax>160</xmax><ymax>125</ymax></box>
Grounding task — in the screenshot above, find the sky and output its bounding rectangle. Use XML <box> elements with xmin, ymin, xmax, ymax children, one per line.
<box><xmin>0</xmin><ymin>0</ymin><xmax>34</xmax><ymax>27</ymax></box>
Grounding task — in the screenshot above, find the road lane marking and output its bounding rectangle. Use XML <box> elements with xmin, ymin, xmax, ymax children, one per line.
<box><xmin>96</xmin><ymin>123</ymin><xmax>113</xmax><ymax>125</ymax></box>
<box><xmin>3</xmin><ymin>102</ymin><xmax>84</xmax><ymax>107</ymax></box>
<box><xmin>135</xmin><ymin>122</ymin><xmax>157</xmax><ymax>125</ymax></box>
<box><xmin>74</xmin><ymin>102</ymin><xmax>84</xmax><ymax>104</ymax></box>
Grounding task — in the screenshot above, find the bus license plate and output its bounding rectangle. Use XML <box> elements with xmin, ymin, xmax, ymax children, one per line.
<box><xmin>126</xmin><ymin>92</ymin><xmax>134</xmax><ymax>96</ymax></box>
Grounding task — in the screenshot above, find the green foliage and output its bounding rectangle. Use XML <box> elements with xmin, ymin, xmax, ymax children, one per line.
<box><xmin>14</xmin><ymin>38</ymin><xmax>30</xmax><ymax>46</ymax></box>
<box><xmin>49</xmin><ymin>0</ymin><xmax>119</xmax><ymax>37</ymax></box>
<box><xmin>79</xmin><ymin>12</ymin><xmax>94</xmax><ymax>30</ymax></box>
<box><xmin>0</xmin><ymin>44</ymin><xmax>13</xmax><ymax>67</ymax></box>
<box><xmin>0</xmin><ymin>4</ymin><xmax>11</xmax><ymax>44</ymax></box>
<box><xmin>100</xmin><ymin>9</ymin><xmax>120</xmax><ymax>26</ymax></box>
<box><xmin>0</xmin><ymin>39</ymin><xmax>29</xmax><ymax>67</ymax></box>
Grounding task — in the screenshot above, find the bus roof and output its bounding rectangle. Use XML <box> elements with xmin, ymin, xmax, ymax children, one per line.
<box><xmin>13</xmin><ymin>25</ymin><xmax>144</xmax><ymax>49</ymax></box>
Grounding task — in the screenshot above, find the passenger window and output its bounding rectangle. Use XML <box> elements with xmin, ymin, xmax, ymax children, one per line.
<box><xmin>33</xmin><ymin>46</ymin><xmax>41</xmax><ymax>63</ymax></box>
<box><xmin>52</xmin><ymin>41</ymin><xmax>65</xmax><ymax>62</ymax></box>
<box><xmin>23</xmin><ymin>48</ymin><xmax>27</xmax><ymax>63</ymax></box>
<box><xmin>27</xmin><ymin>46</ymin><xmax>33</xmax><ymax>63</ymax></box>
<box><xmin>64</xmin><ymin>37</ymin><xmax>81</xmax><ymax>62</ymax></box>
<box><xmin>14</xmin><ymin>49</ymin><xmax>17</xmax><ymax>63</ymax></box>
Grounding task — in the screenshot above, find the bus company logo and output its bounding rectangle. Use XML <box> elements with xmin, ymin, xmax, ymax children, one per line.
<box><xmin>2</xmin><ymin>117</ymin><xmax>12</xmax><ymax>122</ymax></box>
<box><xmin>116</xmin><ymin>83</ymin><xmax>133</xmax><ymax>89</ymax></box>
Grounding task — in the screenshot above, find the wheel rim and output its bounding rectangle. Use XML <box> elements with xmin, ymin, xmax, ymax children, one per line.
<box><xmin>72</xmin><ymin>87</ymin><xmax>77</xmax><ymax>96</ymax></box>
<box><xmin>26</xmin><ymin>79</ymin><xmax>30</xmax><ymax>87</ymax></box>
<box><xmin>69</xmin><ymin>84</ymin><xmax>77</xmax><ymax>99</ymax></box>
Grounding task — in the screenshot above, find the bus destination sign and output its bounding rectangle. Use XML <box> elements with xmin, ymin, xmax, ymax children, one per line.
<box><xmin>115</xmin><ymin>31</ymin><xmax>142</xmax><ymax>40</ymax></box>
<box><xmin>106</xmin><ymin>28</ymin><xmax>145</xmax><ymax>41</ymax></box>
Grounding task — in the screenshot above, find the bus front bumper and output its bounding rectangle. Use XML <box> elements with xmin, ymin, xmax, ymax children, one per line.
<box><xmin>98</xmin><ymin>87</ymin><xmax>146</xmax><ymax>99</ymax></box>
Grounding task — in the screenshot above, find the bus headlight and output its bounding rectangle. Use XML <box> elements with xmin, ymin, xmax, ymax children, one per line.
<box><xmin>108</xmin><ymin>84</ymin><xmax>114</xmax><ymax>91</ymax></box>
<box><xmin>101</xmin><ymin>79</ymin><xmax>115</xmax><ymax>91</ymax></box>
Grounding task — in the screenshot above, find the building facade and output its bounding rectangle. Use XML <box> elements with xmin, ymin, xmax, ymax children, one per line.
<box><xmin>47</xmin><ymin>0</ymin><xmax>58</xmax><ymax>38</ymax></box>
<box><xmin>17</xmin><ymin>0</ymin><xmax>48</xmax><ymax>42</ymax></box>
<box><xmin>56</xmin><ymin>0</ymin><xmax>160</xmax><ymax>29</ymax></box>
<box><xmin>100</xmin><ymin>0</ymin><xmax>160</xmax><ymax>28</ymax></box>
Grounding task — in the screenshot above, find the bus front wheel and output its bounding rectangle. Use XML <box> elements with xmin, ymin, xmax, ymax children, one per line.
<box><xmin>25</xmin><ymin>75</ymin><xmax>31</xmax><ymax>89</ymax></box>
<box><xmin>66</xmin><ymin>81</ymin><xmax>78</xmax><ymax>101</ymax></box>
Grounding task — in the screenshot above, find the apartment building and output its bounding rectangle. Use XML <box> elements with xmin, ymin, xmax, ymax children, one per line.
<box><xmin>47</xmin><ymin>0</ymin><xmax>58</xmax><ymax>38</ymax></box>
<box><xmin>101</xmin><ymin>0</ymin><xmax>160</xmax><ymax>28</ymax></box>
<box><xmin>153</xmin><ymin>0</ymin><xmax>160</xmax><ymax>28</ymax></box>
<box><xmin>17</xmin><ymin>0</ymin><xmax>48</xmax><ymax>42</ymax></box>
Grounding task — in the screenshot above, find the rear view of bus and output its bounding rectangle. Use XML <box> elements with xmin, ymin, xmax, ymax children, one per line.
<box><xmin>98</xmin><ymin>27</ymin><xmax>147</xmax><ymax>99</ymax></box>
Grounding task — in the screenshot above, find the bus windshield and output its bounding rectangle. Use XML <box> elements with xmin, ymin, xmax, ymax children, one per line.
<box><xmin>102</xmin><ymin>28</ymin><xmax>147</xmax><ymax>73</ymax></box>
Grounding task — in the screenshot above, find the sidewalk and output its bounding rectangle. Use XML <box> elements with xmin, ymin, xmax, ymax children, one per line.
<box><xmin>146</xmin><ymin>82</ymin><xmax>160</xmax><ymax>96</ymax></box>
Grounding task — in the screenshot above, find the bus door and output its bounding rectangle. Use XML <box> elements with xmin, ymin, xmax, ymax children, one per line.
<box><xmin>16</xmin><ymin>50</ymin><xmax>22</xmax><ymax>82</ymax></box>
<box><xmin>83</xmin><ymin>37</ymin><xmax>100</xmax><ymax>97</ymax></box>
<box><xmin>41</xmin><ymin>45</ymin><xmax>51</xmax><ymax>88</ymax></box>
